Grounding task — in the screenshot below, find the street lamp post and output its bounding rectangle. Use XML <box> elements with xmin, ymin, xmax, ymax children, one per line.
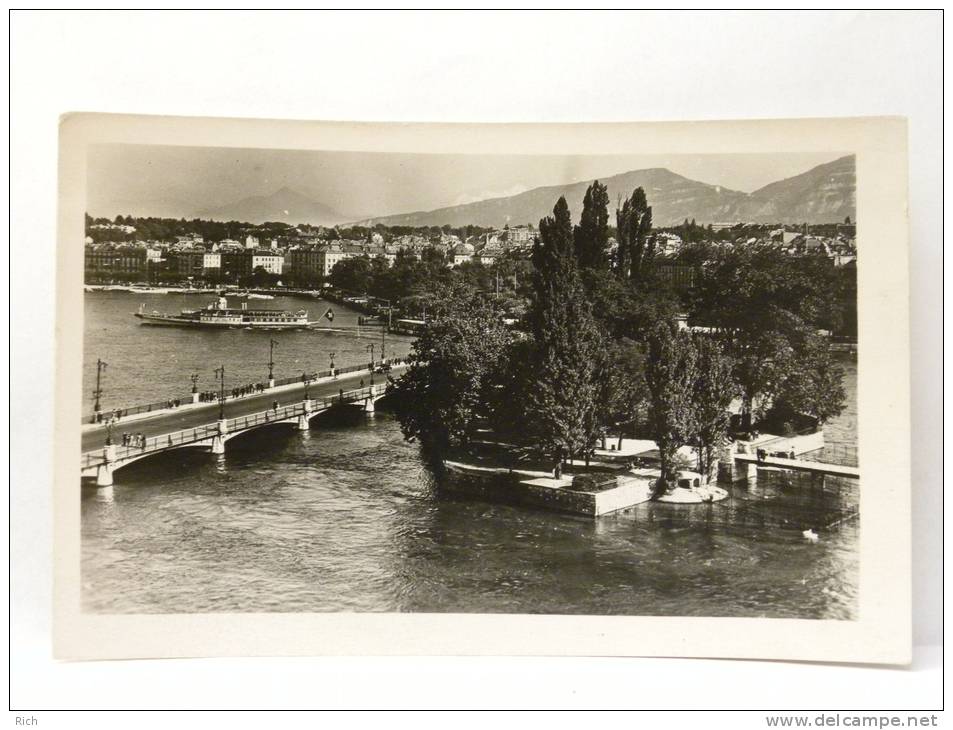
<box><xmin>367</xmin><ymin>343</ymin><xmax>375</xmax><ymax>371</ymax></box>
<box><xmin>104</xmin><ymin>414</ymin><xmax>115</xmax><ymax>446</ymax></box>
<box><xmin>268</xmin><ymin>338</ymin><xmax>279</xmax><ymax>385</ymax></box>
<box><xmin>329</xmin><ymin>350</ymin><xmax>336</xmax><ymax>373</ymax></box>
<box><xmin>190</xmin><ymin>373</ymin><xmax>199</xmax><ymax>393</ymax></box>
<box><xmin>214</xmin><ymin>365</ymin><xmax>226</xmax><ymax>420</ymax></box>
<box><xmin>302</xmin><ymin>371</ymin><xmax>310</xmax><ymax>400</ymax></box>
<box><xmin>379</xmin><ymin>298</ymin><xmax>391</xmax><ymax>363</ymax></box>
<box><xmin>93</xmin><ymin>358</ymin><xmax>107</xmax><ymax>415</ymax></box>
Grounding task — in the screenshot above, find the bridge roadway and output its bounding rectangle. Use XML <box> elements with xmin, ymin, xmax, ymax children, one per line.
<box><xmin>82</xmin><ymin>365</ymin><xmax>405</xmax><ymax>454</ymax></box>
<box><xmin>735</xmin><ymin>453</ymin><xmax>859</xmax><ymax>479</ymax></box>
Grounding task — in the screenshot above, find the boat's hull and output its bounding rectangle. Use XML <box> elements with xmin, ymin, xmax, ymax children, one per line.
<box><xmin>135</xmin><ymin>313</ymin><xmax>317</xmax><ymax>330</ymax></box>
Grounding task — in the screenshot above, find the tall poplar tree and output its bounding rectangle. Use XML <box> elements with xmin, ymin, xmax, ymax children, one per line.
<box><xmin>528</xmin><ymin>197</ymin><xmax>604</xmax><ymax>464</ymax></box>
<box><xmin>615</xmin><ymin>187</ymin><xmax>655</xmax><ymax>283</ymax></box>
<box><xmin>573</xmin><ymin>180</ymin><xmax>610</xmax><ymax>270</ymax></box>
<box><xmin>691</xmin><ymin>336</ymin><xmax>739</xmax><ymax>483</ymax></box>
<box><xmin>645</xmin><ymin>319</ymin><xmax>698</xmax><ymax>496</ymax></box>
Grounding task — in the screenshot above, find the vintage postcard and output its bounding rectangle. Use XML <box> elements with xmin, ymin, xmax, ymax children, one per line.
<box><xmin>54</xmin><ymin>114</ymin><xmax>910</xmax><ymax>663</ymax></box>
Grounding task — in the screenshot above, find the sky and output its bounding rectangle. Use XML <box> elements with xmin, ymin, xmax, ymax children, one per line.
<box><xmin>87</xmin><ymin>144</ymin><xmax>847</xmax><ymax>222</ymax></box>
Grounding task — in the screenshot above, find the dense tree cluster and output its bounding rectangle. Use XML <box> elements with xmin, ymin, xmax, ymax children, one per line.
<box><xmin>391</xmin><ymin>181</ymin><xmax>850</xmax><ymax>495</ymax></box>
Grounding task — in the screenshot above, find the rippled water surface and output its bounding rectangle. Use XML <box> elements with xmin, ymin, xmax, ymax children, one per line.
<box><xmin>82</xmin><ymin>291</ymin><xmax>859</xmax><ymax>618</ymax></box>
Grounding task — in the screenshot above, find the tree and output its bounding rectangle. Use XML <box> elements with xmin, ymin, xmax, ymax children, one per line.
<box><xmin>573</xmin><ymin>180</ymin><xmax>610</xmax><ymax>270</ymax></box>
<box><xmin>689</xmin><ymin>245</ymin><xmax>848</xmax><ymax>429</ymax></box>
<box><xmin>615</xmin><ymin>187</ymin><xmax>654</xmax><ymax>282</ymax></box>
<box><xmin>645</xmin><ymin>319</ymin><xmax>698</xmax><ymax>496</ymax></box>
<box><xmin>691</xmin><ymin>336</ymin><xmax>738</xmax><ymax>483</ymax></box>
<box><xmin>597</xmin><ymin>338</ymin><xmax>649</xmax><ymax>451</ymax></box>
<box><xmin>328</xmin><ymin>256</ymin><xmax>373</xmax><ymax>293</ymax></box>
<box><xmin>772</xmin><ymin>334</ymin><xmax>846</xmax><ymax>427</ymax></box>
<box><xmin>391</xmin><ymin>282</ymin><xmax>515</xmax><ymax>456</ymax></box>
<box><xmin>527</xmin><ymin>197</ymin><xmax>604</xmax><ymax>464</ymax></box>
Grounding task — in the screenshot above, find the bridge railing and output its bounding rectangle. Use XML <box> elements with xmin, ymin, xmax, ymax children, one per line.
<box><xmin>106</xmin><ymin>423</ymin><xmax>222</xmax><ymax>464</ymax></box>
<box><xmin>89</xmin><ymin>397</ymin><xmax>191</xmax><ymax>424</ymax></box>
<box><xmin>82</xmin><ymin>383</ymin><xmax>392</xmax><ymax>469</ymax></box>
<box><xmin>798</xmin><ymin>444</ymin><xmax>859</xmax><ymax>468</ymax></box>
<box><xmin>87</xmin><ymin>360</ymin><xmax>408</xmax><ymax>423</ymax></box>
<box><xmin>226</xmin><ymin>404</ymin><xmax>304</xmax><ymax>432</ymax></box>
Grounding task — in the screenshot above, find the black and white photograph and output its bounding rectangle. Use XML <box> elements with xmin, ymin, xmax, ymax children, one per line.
<box><xmin>47</xmin><ymin>111</ymin><xmax>913</xmax><ymax>671</ymax></box>
<box><xmin>12</xmin><ymin>9</ymin><xmax>941</xmax><ymax>717</ymax></box>
<box><xmin>77</xmin><ymin>142</ymin><xmax>862</xmax><ymax>621</ymax></box>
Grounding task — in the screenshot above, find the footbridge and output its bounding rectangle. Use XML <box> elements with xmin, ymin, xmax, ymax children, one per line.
<box><xmin>733</xmin><ymin>453</ymin><xmax>859</xmax><ymax>480</ymax></box>
<box><xmin>82</xmin><ymin>367</ymin><xmax>403</xmax><ymax>486</ymax></box>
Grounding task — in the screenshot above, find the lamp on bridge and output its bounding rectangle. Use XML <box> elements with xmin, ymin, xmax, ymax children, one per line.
<box><xmin>378</xmin><ymin>298</ymin><xmax>391</xmax><ymax>362</ymax></box>
<box><xmin>214</xmin><ymin>365</ymin><xmax>226</xmax><ymax>420</ymax></box>
<box><xmin>92</xmin><ymin>358</ymin><xmax>107</xmax><ymax>420</ymax></box>
<box><xmin>329</xmin><ymin>351</ymin><xmax>336</xmax><ymax>378</ymax></box>
<box><xmin>268</xmin><ymin>338</ymin><xmax>279</xmax><ymax>388</ymax></box>
<box><xmin>302</xmin><ymin>371</ymin><xmax>311</xmax><ymax>400</ymax></box>
<box><xmin>367</xmin><ymin>343</ymin><xmax>375</xmax><ymax>371</ymax></box>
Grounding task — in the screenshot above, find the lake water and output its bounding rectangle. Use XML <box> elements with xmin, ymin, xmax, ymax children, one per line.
<box><xmin>81</xmin><ymin>291</ymin><xmax>859</xmax><ymax>618</ymax></box>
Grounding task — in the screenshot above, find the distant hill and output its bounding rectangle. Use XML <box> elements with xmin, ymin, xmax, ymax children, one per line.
<box><xmin>738</xmin><ymin>155</ymin><xmax>856</xmax><ymax>223</ymax></box>
<box><xmin>355</xmin><ymin>156</ymin><xmax>856</xmax><ymax>228</ymax></box>
<box><xmin>197</xmin><ymin>187</ymin><xmax>348</xmax><ymax>226</ymax></box>
<box><xmin>355</xmin><ymin>168</ymin><xmax>749</xmax><ymax>229</ymax></box>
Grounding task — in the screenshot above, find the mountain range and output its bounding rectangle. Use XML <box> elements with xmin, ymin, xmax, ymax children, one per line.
<box><xmin>188</xmin><ymin>155</ymin><xmax>855</xmax><ymax>229</ymax></box>
<box><xmin>355</xmin><ymin>155</ymin><xmax>855</xmax><ymax>228</ymax></box>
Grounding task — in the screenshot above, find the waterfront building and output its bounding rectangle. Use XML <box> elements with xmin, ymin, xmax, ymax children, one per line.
<box><xmin>251</xmin><ymin>251</ymin><xmax>284</xmax><ymax>275</ymax></box>
<box><xmin>220</xmin><ymin>251</ymin><xmax>253</xmax><ymax>282</ymax></box>
<box><xmin>175</xmin><ymin>249</ymin><xmax>206</xmax><ymax>278</ymax></box>
<box><xmin>84</xmin><ymin>244</ymin><xmax>148</xmax><ymax>280</ymax></box>
<box><xmin>202</xmin><ymin>252</ymin><xmax>221</xmax><ymax>273</ymax></box>
<box><xmin>321</xmin><ymin>243</ymin><xmax>351</xmax><ymax>277</ymax></box>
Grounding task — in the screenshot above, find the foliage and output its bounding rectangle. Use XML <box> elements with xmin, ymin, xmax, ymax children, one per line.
<box><xmin>390</xmin><ymin>282</ymin><xmax>516</xmax><ymax>454</ymax></box>
<box><xmin>527</xmin><ymin>197</ymin><xmax>605</xmax><ymax>463</ymax></box>
<box><xmin>644</xmin><ymin>319</ymin><xmax>698</xmax><ymax>495</ymax></box>
<box><xmin>690</xmin><ymin>336</ymin><xmax>739</xmax><ymax>482</ymax></box>
<box><xmin>689</xmin><ymin>246</ymin><xmax>848</xmax><ymax>425</ymax></box>
<box><xmin>328</xmin><ymin>256</ymin><xmax>380</xmax><ymax>293</ymax></box>
<box><xmin>772</xmin><ymin>336</ymin><xmax>847</xmax><ymax>426</ymax></box>
<box><xmin>573</xmin><ymin>181</ymin><xmax>610</xmax><ymax>270</ymax></box>
<box><xmin>615</xmin><ymin>187</ymin><xmax>655</xmax><ymax>282</ymax></box>
<box><xmin>597</xmin><ymin>337</ymin><xmax>649</xmax><ymax>450</ymax></box>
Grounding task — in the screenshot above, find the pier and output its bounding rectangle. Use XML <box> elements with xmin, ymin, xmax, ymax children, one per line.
<box><xmin>732</xmin><ymin>453</ymin><xmax>860</xmax><ymax>480</ymax></box>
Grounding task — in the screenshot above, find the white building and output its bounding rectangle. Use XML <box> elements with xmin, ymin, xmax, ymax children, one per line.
<box><xmin>252</xmin><ymin>252</ymin><xmax>284</xmax><ymax>275</ymax></box>
<box><xmin>452</xmin><ymin>242</ymin><xmax>475</xmax><ymax>267</ymax></box>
